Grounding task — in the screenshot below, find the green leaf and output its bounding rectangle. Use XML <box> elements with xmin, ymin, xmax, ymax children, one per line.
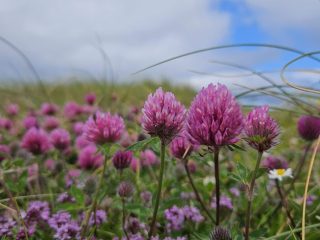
<box><xmin>126</xmin><ymin>137</ymin><xmax>159</xmax><ymax>151</ymax></box>
<box><xmin>230</xmin><ymin>144</ymin><xmax>246</xmax><ymax>152</ymax></box>
<box><xmin>70</xmin><ymin>185</ymin><xmax>85</xmax><ymax>206</ymax></box>
<box><xmin>228</xmin><ymin>162</ymin><xmax>250</xmax><ymax>184</ymax></box>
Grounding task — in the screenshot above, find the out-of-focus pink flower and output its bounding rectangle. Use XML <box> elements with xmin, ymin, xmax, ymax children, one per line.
<box><xmin>65</xmin><ymin>169</ymin><xmax>81</xmax><ymax>187</ymax></box>
<box><xmin>0</xmin><ymin>144</ymin><xmax>10</xmax><ymax>161</ymax></box>
<box><xmin>140</xmin><ymin>149</ymin><xmax>159</xmax><ymax>167</ymax></box>
<box><xmin>75</xmin><ymin>135</ymin><xmax>92</xmax><ymax>150</ymax></box>
<box><xmin>117</xmin><ymin>181</ymin><xmax>134</xmax><ymax>198</ymax></box>
<box><xmin>5</xmin><ymin>103</ymin><xmax>19</xmax><ymax>117</ymax></box>
<box><xmin>244</xmin><ymin>106</ymin><xmax>280</xmax><ymax>152</ymax></box>
<box><xmin>23</xmin><ymin>116</ymin><xmax>39</xmax><ymax>129</ymax></box>
<box><xmin>43</xmin><ymin>116</ymin><xmax>60</xmax><ymax>131</ymax></box>
<box><xmin>211</xmin><ymin>195</ymin><xmax>233</xmax><ymax>210</ymax></box>
<box><xmin>21</xmin><ymin>127</ymin><xmax>51</xmax><ymax>155</ymax></box>
<box><xmin>141</xmin><ymin>88</ymin><xmax>186</xmax><ymax>144</ymax></box>
<box><xmin>229</xmin><ymin>187</ymin><xmax>240</xmax><ymax>197</ymax></box>
<box><xmin>64</xmin><ymin>102</ymin><xmax>82</xmax><ymax>121</ymax></box>
<box><xmin>187</xmin><ymin>160</ymin><xmax>197</xmax><ymax>174</ymax></box>
<box><xmin>85</xmin><ymin>93</ymin><xmax>96</xmax><ymax>106</ymax></box>
<box><xmin>0</xmin><ymin>117</ymin><xmax>13</xmax><ymax>131</ymax></box>
<box><xmin>50</xmin><ymin>128</ymin><xmax>71</xmax><ymax>151</ymax></box>
<box><xmin>140</xmin><ymin>191</ymin><xmax>152</xmax><ymax>205</ymax></box>
<box><xmin>130</xmin><ymin>157</ymin><xmax>140</xmax><ymax>172</ymax></box>
<box><xmin>170</xmin><ymin>134</ymin><xmax>194</xmax><ymax>159</ymax></box>
<box><xmin>81</xmin><ymin>105</ymin><xmax>97</xmax><ymax>115</ymax></box>
<box><xmin>112</xmin><ymin>150</ymin><xmax>133</xmax><ymax>170</ymax></box>
<box><xmin>40</xmin><ymin>103</ymin><xmax>59</xmax><ymax>116</ymax></box>
<box><xmin>78</xmin><ymin>145</ymin><xmax>103</xmax><ymax>169</ymax></box>
<box><xmin>84</xmin><ymin>111</ymin><xmax>125</xmax><ymax>145</ymax></box>
<box><xmin>28</xmin><ymin>163</ymin><xmax>39</xmax><ymax>178</ymax></box>
<box><xmin>73</xmin><ymin>122</ymin><xmax>84</xmax><ymax>136</ymax></box>
<box><xmin>119</xmin><ymin>131</ymin><xmax>133</xmax><ymax>148</ymax></box>
<box><xmin>44</xmin><ymin>159</ymin><xmax>56</xmax><ymax>171</ymax></box>
<box><xmin>262</xmin><ymin>155</ymin><xmax>288</xmax><ymax>170</ymax></box>
<box><xmin>187</xmin><ymin>83</ymin><xmax>243</xmax><ymax>147</ymax></box>
<box><xmin>297</xmin><ymin>115</ymin><xmax>320</xmax><ymax>141</ymax></box>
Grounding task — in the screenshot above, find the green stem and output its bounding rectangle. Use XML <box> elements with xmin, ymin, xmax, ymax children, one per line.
<box><xmin>184</xmin><ymin>162</ymin><xmax>215</xmax><ymax>224</ymax></box>
<box><xmin>148</xmin><ymin>140</ymin><xmax>166</xmax><ymax>239</ymax></box>
<box><xmin>275</xmin><ymin>180</ymin><xmax>300</xmax><ymax>239</ymax></box>
<box><xmin>287</xmin><ymin>143</ymin><xmax>312</xmax><ymax>194</ymax></box>
<box><xmin>213</xmin><ymin>147</ymin><xmax>220</xmax><ymax>225</ymax></box>
<box><xmin>82</xmin><ymin>155</ymin><xmax>108</xmax><ymax>237</ymax></box>
<box><xmin>122</xmin><ymin>198</ymin><xmax>129</xmax><ymax>239</ymax></box>
<box><xmin>244</xmin><ymin>150</ymin><xmax>263</xmax><ymax>240</ymax></box>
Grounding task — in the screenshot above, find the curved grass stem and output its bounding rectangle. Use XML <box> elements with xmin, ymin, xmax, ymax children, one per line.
<box><xmin>302</xmin><ymin>135</ymin><xmax>320</xmax><ymax>240</ymax></box>
<box><xmin>244</xmin><ymin>150</ymin><xmax>263</xmax><ymax>240</ymax></box>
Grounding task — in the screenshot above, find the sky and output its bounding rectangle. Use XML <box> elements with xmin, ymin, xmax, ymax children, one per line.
<box><xmin>0</xmin><ymin>0</ymin><xmax>319</xmax><ymax>90</ymax></box>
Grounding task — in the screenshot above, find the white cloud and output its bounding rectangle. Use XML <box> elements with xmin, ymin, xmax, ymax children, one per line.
<box><xmin>244</xmin><ymin>0</ymin><xmax>320</xmax><ymax>47</ymax></box>
<box><xmin>0</xmin><ymin>0</ymin><xmax>231</xmax><ymax>81</ymax></box>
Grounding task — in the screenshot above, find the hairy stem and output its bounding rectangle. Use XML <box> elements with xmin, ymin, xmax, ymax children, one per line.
<box><xmin>148</xmin><ymin>140</ymin><xmax>166</xmax><ymax>239</ymax></box>
<box><xmin>213</xmin><ymin>147</ymin><xmax>220</xmax><ymax>225</ymax></box>
<box><xmin>244</xmin><ymin>151</ymin><xmax>263</xmax><ymax>240</ymax></box>
<box><xmin>184</xmin><ymin>162</ymin><xmax>215</xmax><ymax>224</ymax></box>
<box><xmin>82</xmin><ymin>156</ymin><xmax>108</xmax><ymax>237</ymax></box>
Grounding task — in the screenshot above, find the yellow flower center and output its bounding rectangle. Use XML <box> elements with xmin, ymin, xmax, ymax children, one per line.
<box><xmin>276</xmin><ymin>169</ymin><xmax>286</xmax><ymax>176</ymax></box>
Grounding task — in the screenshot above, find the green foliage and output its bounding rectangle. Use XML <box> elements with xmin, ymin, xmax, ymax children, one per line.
<box><xmin>126</xmin><ymin>136</ymin><xmax>160</xmax><ymax>151</ymax></box>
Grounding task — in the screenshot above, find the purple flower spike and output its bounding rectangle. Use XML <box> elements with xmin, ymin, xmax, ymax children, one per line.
<box><xmin>142</xmin><ymin>88</ymin><xmax>186</xmax><ymax>144</ymax></box>
<box><xmin>187</xmin><ymin>83</ymin><xmax>243</xmax><ymax>147</ymax></box>
<box><xmin>297</xmin><ymin>115</ymin><xmax>320</xmax><ymax>141</ymax></box>
<box><xmin>244</xmin><ymin>106</ymin><xmax>280</xmax><ymax>152</ymax></box>
<box><xmin>21</xmin><ymin>127</ymin><xmax>51</xmax><ymax>155</ymax></box>
<box><xmin>112</xmin><ymin>150</ymin><xmax>133</xmax><ymax>170</ymax></box>
<box><xmin>84</xmin><ymin>111</ymin><xmax>125</xmax><ymax>145</ymax></box>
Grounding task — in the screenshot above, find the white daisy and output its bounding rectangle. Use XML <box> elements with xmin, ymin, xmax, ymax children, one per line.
<box><xmin>203</xmin><ymin>176</ymin><xmax>215</xmax><ymax>185</ymax></box>
<box><xmin>268</xmin><ymin>168</ymin><xmax>293</xmax><ymax>181</ymax></box>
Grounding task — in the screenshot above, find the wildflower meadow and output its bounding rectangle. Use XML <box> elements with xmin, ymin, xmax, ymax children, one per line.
<box><xmin>0</xmin><ymin>70</ymin><xmax>319</xmax><ymax>240</ymax></box>
<box><xmin>0</xmin><ymin>2</ymin><xmax>319</xmax><ymax>238</ymax></box>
